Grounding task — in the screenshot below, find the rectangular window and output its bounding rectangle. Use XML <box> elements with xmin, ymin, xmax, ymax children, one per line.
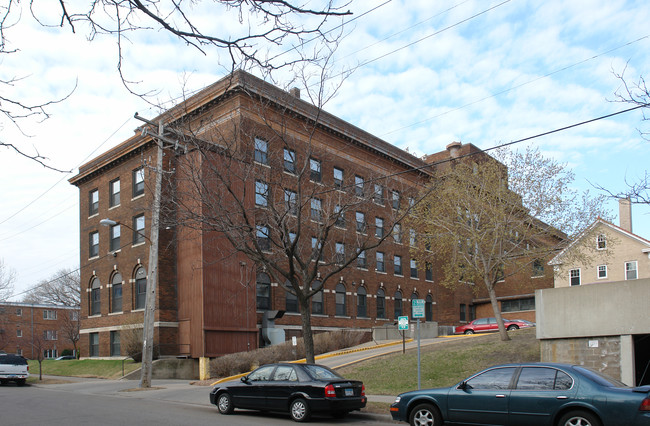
<box><xmin>89</xmin><ymin>333</ymin><xmax>99</xmax><ymax>357</ymax></box>
<box><xmin>393</xmin><ymin>223</ymin><xmax>402</xmax><ymax>243</ymax></box>
<box><xmin>375</xmin><ymin>217</ymin><xmax>384</xmax><ymax>238</ymax></box>
<box><xmin>355</xmin><ymin>211</ymin><xmax>366</xmax><ymax>233</ymax></box>
<box><xmin>256</xmin><ymin>225</ymin><xmax>271</xmax><ymax>251</ymax></box>
<box><xmin>597</xmin><ymin>265</ymin><xmax>607</xmax><ymax>279</ymax></box>
<box><xmin>43</xmin><ymin>330</ymin><xmax>57</xmax><ymax>340</ymax></box>
<box><xmin>16</xmin><ymin>308</ymin><xmax>22</xmax><ymax>316</ymax></box>
<box><xmin>373</xmin><ymin>184</ymin><xmax>384</xmax><ymax>205</ymax></box>
<box><xmin>410</xmin><ymin>259</ymin><xmax>418</xmax><ymax>278</ymax></box>
<box><xmin>425</xmin><ymin>262</ymin><xmax>433</xmax><ymax>281</ymax></box>
<box><xmin>409</xmin><ymin>229</ymin><xmax>417</xmax><ymax>246</ymax></box>
<box><xmin>502</xmin><ymin>297</ymin><xmax>536</xmax><ymax>313</ymax></box>
<box><xmin>133</xmin><ymin>214</ymin><xmax>145</xmax><ymax>245</ymax></box>
<box><xmin>43</xmin><ymin>310</ymin><xmax>57</xmax><ymax>320</ymax></box>
<box><xmin>17</xmin><ymin>329</ymin><xmax>22</xmax><ymax>338</ymax></box>
<box><xmin>110</xmin><ymin>224</ymin><xmax>121</xmax><ymax>252</ymax></box>
<box><xmin>284</xmin><ymin>148</ymin><xmax>296</xmax><ymax>173</ymax></box>
<box><xmin>285</xmin><ymin>291</ymin><xmax>298</xmax><ymax>313</ymax></box>
<box><xmin>284</xmin><ymin>189</ymin><xmax>297</xmax><ymax>215</ymax></box>
<box><xmin>394</xmin><ymin>255</ymin><xmax>403</xmax><ymax>275</ymax></box>
<box><xmin>570</xmin><ymin>269</ymin><xmax>580</xmax><ymax>286</ymax></box>
<box><xmin>310</xmin><ymin>198</ymin><xmax>322</xmax><ymax>222</ymax></box>
<box><xmin>357</xmin><ymin>249</ymin><xmax>367</xmax><ymax>269</ymax></box>
<box><xmin>408</xmin><ymin>197</ymin><xmax>415</xmax><ymax>210</ymax></box>
<box><xmin>110</xmin><ymin>331</ymin><xmax>121</xmax><ymax>357</ymax></box>
<box><xmin>597</xmin><ymin>234</ymin><xmax>606</xmax><ymax>250</ymax></box>
<box><xmin>625</xmin><ymin>261</ymin><xmax>638</xmax><ymax>280</ymax></box>
<box><xmin>112</xmin><ymin>283</ymin><xmax>123</xmax><ymax>313</ymax></box>
<box><xmin>532</xmin><ymin>259</ymin><xmax>544</xmax><ymax>277</ymax></box>
<box><xmin>460</xmin><ymin>304</ymin><xmax>466</xmax><ymax>322</ymax></box>
<box><xmin>392</xmin><ymin>190</ymin><xmax>400</xmax><ymax>209</ymax></box>
<box><xmin>89</xmin><ymin>189</ymin><xmax>99</xmax><ymax>216</ymax></box>
<box><xmin>255</xmin><ymin>180</ymin><xmax>269</xmax><ymax>207</ymax></box>
<box><xmin>334</xmin><ymin>204</ymin><xmax>345</xmax><ymax>228</ymax></box>
<box><xmin>311</xmin><ymin>237</ymin><xmax>323</xmax><ymax>262</ymax></box>
<box><xmin>335</xmin><ymin>242</ymin><xmax>345</xmax><ymax>265</ymax></box>
<box><xmin>354</xmin><ymin>175</ymin><xmax>364</xmax><ymax>197</ymax></box>
<box><xmin>309</xmin><ymin>158</ymin><xmax>321</xmax><ymax>182</ymax></box>
<box><xmin>89</xmin><ymin>231</ymin><xmax>99</xmax><ymax>258</ymax></box>
<box><xmin>333</xmin><ymin>167</ymin><xmax>343</xmax><ymax>189</ymax></box>
<box><xmin>132</xmin><ymin>167</ymin><xmax>145</xmax><ymax>197</ymax></box>
<box><xmin>254</xmin><ymin>138</ymin><xmax>268</xmax><ymax>165</ymax></box>
<box><xmin>109</xmin><ymin>178</ymin><xmax>120</xmax><ymax>207</ymax></box>
<box><xmin>376</xmin><ymin>251</ymin><xmax>385</xmax><ymax>272</ymax></box>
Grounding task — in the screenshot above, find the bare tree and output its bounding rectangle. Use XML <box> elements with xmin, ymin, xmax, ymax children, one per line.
<box><xmin>30</xmin><ymin>334</ymin><xmax>45</xmax><ymax>380</ymax></box>
<box><xmin>23</xmin><ymin>269</ymin><xmax>80</xmax><ymax>307</ymax></box>
<box><xmin>408</xmin><ymin>147</ymin><xmax>610</xmax><ymax>341</ymax></box>
<box><xmin>0</xmin><ymin>258</ymin><xmax>15</xmax><ymax>302</ymax></box>
<box><xmin>60</xmin><ymin>310</ymin><xmax>81</xmax><ymax>358</ymax></box>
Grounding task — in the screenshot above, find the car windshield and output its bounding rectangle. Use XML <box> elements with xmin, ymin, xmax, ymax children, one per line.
<box><xmin>0</xmin><ymin>355</ymin><xmax>27</xmax><ymax>365</ymax></box>
<box><xmin>574</xmin><ymin>366</ymin><xmax>628</xmax><ymax>388</ymax></box>
<box><xmin>303</xmin><ymin>365</ymin><xmax>343</xmax><ymax>380</ymax></box>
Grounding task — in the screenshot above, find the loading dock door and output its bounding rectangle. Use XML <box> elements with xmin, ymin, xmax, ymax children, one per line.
<box><xmin>634</xmin><ymin>334</ymin><xmax>650</xmax><ymax>386</ymax></box>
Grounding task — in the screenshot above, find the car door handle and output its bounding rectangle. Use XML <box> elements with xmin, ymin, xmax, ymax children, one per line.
<box><xmin>495</xmin><ymin>394</ymin><xmax>506</xmax><ymax>398</ymax></box>
<box><xmin>556</xmin><ymin>396</ymin><xmax>568</xmax><ymax>399</ymax></box>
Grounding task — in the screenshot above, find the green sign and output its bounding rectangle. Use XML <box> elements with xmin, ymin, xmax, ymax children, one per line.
<box><xmin>398</xmin><ymin>316</ymin><xmax>409</xmax><ymax>330</ymax></box>
<box><xmin>412</xmin><ymin>299</ymin><xmax>425</xmax><ymax>319</ymax></box>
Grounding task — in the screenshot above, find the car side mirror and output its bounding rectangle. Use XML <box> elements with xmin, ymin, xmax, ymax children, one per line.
<box><xmin>458</xmin><ymin>381</ymin><xmax>470</xmax><ymax>390</ymax></box>
<box><xmin>241</xmin><ymin>376</ymin><xmax>249</xmax><ymax>383</ymax></box>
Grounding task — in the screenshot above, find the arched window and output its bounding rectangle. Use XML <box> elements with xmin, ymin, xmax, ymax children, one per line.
<box><xmin>285</xmin><ymin>282</ymin><xmax>298</xmax><ymax>313</ymax></box>
<box><xmin>256</xmin><ymin>272</ymin><xmax>271</xmax><ymax>310</ymax></box>
<box><xmin>90</xmin><ymin>277</ymin><xmax>101</xmax><ymax>316</ymax></box>
<box><xmin>134</xmin><ymin>267</ymin><xmax>147</xmax><ymax>310</ymax></box>
<box><xmin>111</xmin><ymin>272</ymin><xmax>123</xmax><ymax>313</ymax></box>
<box><xmin>357</xmin><ymin>286</ymin><xmax>367</xmax><ymax>318</ymax></box>
<box><xmin>311</xmin><ymin>280</ymin><xmax>323</xmax><ymax>314</ymax></box>
<box><xmin>335</xmin><ymin>283</ymin><xmax>346</xmax><ymax>316</ymax></box>
<box><xmin>425</xmin><ymin>294</ymin><xmax>433</xmax><ymax>322</ymax></box>
<box><xmin>394</xmin><ymin>290</ymin><xmax>403</xmax><ymax>319</ymax></box>
<box><xmin>377</xmin><ymin>288</ymin><xmax>385</xmax><ymax>319</ymax></box>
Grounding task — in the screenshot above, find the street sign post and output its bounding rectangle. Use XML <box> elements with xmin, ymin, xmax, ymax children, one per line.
<box><xmin>397</xmin><ymin>316</ymin><xmax>408</xmax><ymax>353</ymax></box>
<box><xmin>412</xmin><ymin>299</ymin><xmax>425</xmax><ymax>389</ymax></box>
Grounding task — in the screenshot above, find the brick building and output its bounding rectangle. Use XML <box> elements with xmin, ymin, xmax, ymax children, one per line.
<box><xmin>0</xmin><ymin>302</ymin><xmax>80</xmax><ymax>359</ymax></box>
<box><xmin>69</xmin><ymin>70</ymin><xmax>555</xmax><ymax>359</ymax></box>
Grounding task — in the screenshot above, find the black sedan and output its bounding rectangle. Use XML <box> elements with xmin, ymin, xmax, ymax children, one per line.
<box><xmin>390</xmin><ymin>362</ymin><xmax>650</xmax><ymax>426</ymax></box>
<box><xmin>209</xmin><ymin>363</ymin><xmax>366</xmax><ymax>422</ymax></box>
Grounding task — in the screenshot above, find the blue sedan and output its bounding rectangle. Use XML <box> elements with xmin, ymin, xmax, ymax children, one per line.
<box><xmin>390</xmin><ymin>363</ymin><xmax>650</xmax><ymax>426</ymax></box>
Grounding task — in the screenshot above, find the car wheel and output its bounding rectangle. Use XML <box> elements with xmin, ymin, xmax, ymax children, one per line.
<box><xmin>0</xmin><ymin>380</ymin><xmax>8</xmax><ymax>385</ymax></box>
<box><xmin>216</xmin><ymin>392</ymin><xmax>234</xmax><ymax>414</ymax></box>
<box><xmin>464</xmin><ymin>329</ymin><xmax>475</xmax><ymax>335</ymax></box>
<box><xmin>409</xmin><ymin>403</ymin><xmax>442</xmax><ymax>426</ymax></box>
<box><xmin>557</xmin><ymin>410</ymin><xmax>602</xmax><ymax>426</ymax></box>
<box><xmin>507</xmin><ymin>325</ymin><xmax>519</xmax><ymax>331</ymax></box>
<box><xmin>289</xmin><ymin>398</ymin><xmax>311</xmax><ymax>422</ymax></box>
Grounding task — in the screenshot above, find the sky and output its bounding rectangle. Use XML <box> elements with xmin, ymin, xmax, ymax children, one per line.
<box><xmin>1</xmin><ymin>0</ymin><xmax>649</xmax><ymax>300</ymax></box>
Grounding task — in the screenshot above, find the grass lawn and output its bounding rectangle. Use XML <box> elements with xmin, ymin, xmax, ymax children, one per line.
<box><xmin>27</xmin><ymin>359</ymin><xmax>141</xmax><ymax>382</ymax></box>
<box><xmin>338</xmin><ymin>327</ymin><xmax>539</xmax><ymax>396</ymax></box>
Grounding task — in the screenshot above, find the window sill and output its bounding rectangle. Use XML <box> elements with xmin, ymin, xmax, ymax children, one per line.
<box><xmin>132</xmin><ymin>308</ymin><xmax>145</xmax><ymax>313</ymax></box>
<box><xmin>88</xmin><ymin>314</ymin><xmax>101</xmax><ymax>318</ymax></box>
<box><xmin>108</xmin><ymin>311</ymin><xmax>123</xmax><ymax>316</ymax></box>
<box><xmin>132</xmin><ymin>241</ymin><xmax>146</xmax><ymax>248</ymax></box>
<box><xmin>131</xmin><ymin>193</ymin><xmax>145</xmax><ymax>201</ymax></box>
<box><xmin>88</xmin><ymin>213</ymin><xmax>99</xmax><ymax>219</ymax></box>
<box><xmin>108</xmin><ymin>204</ymin><xmax>120</xmax><ymax>210</ymax></box>
<box><xmin>376</xmin><ymin>270</ymin><xmax>387</xmax><ymax>275</ymax></box>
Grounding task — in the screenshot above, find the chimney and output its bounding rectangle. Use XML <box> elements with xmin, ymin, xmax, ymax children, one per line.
<box><xmin>446</xmin><ymin>141</ymin><xmax>462</xmax><ymax>158</ymax></box>
<box><xmin>289</xmin><ymin>87</ymin><xmax>301</xmax><ymax>98</ymax></box>
<box><xmin>619</xmin><ymin>197</ymin><xmax>632</xmax><ymax>232</ymax></box>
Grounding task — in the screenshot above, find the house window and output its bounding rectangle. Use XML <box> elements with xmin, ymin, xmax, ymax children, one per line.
<box><xmin>334</xmin><ymin>204</ymin><xmax>345</xmax><ymax>227</ymax></box>
<box><xmin>254</xmin><ymin>138</ymin><xmax>268</xmax><ymax>165</ymax></box>
<box><xmin>110</xmin><ymin>331</ymin><xmax>120</xmax><ymax>356</ymax></box>
<box><xmin>357</xmin><ymin>249</ymin><xmax>367</xmax><ymax>269</ymax></box>
<box><xmin>256</xmin><ymin>272</ymin><xmax>271</xmax><ymax>310</ymax></box>
<box><xmin>335</xmin><ymin>242</ymin><xmax>345</xmax><ymax>265</ymax></box>
<box><xmin>109</xmin><ymin>224</ymin><xmax>121</xmax><ymax>252</ymax></box>
<box><xmin>394</xmin><ymin>255</ymin><xmax>403</xmax><ymax>275</ymax></box>
<box><xmin>311</xmin><ymin>237</ymin><xmax>323</xmax><ymax>262</ymax></box>
<box><xmin>393</xmin><ymin>223</ymin><xmax>402</xmax><ymax>243</ymax></box>
<box><xmin>355</xmin><ymin>211</ymin><xmax>366</xmax><ymax>233</ymax></box>
<box><xmin>376</xmin><ymin>251</ymin><xmax>385</xmax><ymax>272</ymax></box>
<box><xmin>460</xmin><ymin>304</ymin><xmax>466</xmax><ymax>322</ymax></box>
<box><xmin>109</xmin><ymin>178</ymin><xmax>120</xmax><ymax>207</ymax></box>
<box><xmin>354</xmin><ymin>175</ymin><xmax>364</xmax><ymax>197</ymax></box>
<box><xmin>111</xmin><ymin>272</ymin><xmax>123</xmax><ymax>313</ymax></box>
<box><xmin>375</xmin><ymin>217</ymin><xmax>384</xmax><ymax>238</ymax></box>
<box><xmin>333</xmin><ymin>167</ymin><xmax>343</xmax><ymax>189</ymax></box>
<box><xmin>90</xmin><ymin>277</ymin><xmax>101</xmax><ymax>316</ymax></box>
<box><xmin>284</xmin><ymin>189</ymin><xmax>297</xmax><ymax>215</ymax></box>
<box><xmin>89</xmin><ymin>332</ymin><xmax>99</xmax><ymax>357</ymax></box>
<box><xmin>625</xmin><ymin>261</ymin><xmax>638</xmax><ymax>280</ymax></box>
<box><xmin>89</xmin><ymin>189</ymin><xmax>99</xmax><ymax>216</ymax></box>
<box><xmin>44</xmin><ymin>349</ymin><xmax>58</xmax><ymax>359</ymax></box>
<box><xmin>43</xmin><ymin>309</ymin><xmax>57</xmax><ymax>320</ymax></box>
<box><xmin>132</xmin><ymin>167</ymin><xmax>145</xmax><ymax>197</ymax></box>
<box><xmin>335</xmin><ymin>283</ymin><xmax>346</xmax><ymax>316</ymax></box>
<box><xmin>392</xmin><ymin>190</ymin><xmax>400</xmax><ymax>209</ymax></box>
<box><xmin>133</xmin><ymin>214</ymin><xmax>145</xmax><ymax>245</ymax></box>
<box><xmin>502</xmin><ymin>297</ymin><xmax>536</xmax><ymax>312</ymax></box>
<box><xmin>255</xmin><ymin>180</ymin><xmax>269</xmax><ymax>207</ymax></box>
<box><xmin>309</xmin><ymin>158</ymin><xmax>321</xmax><ymax>182</ymax></box>
<box><xmin>409</xmin><ymin>229</ymin><xmax>417</xmax><ymax>247</ymax></box>
<box><xmin>357</xmin><ymin>286</ymin><xmax>367</xmax><ymax>317</ymax></box>
<box><xmin>134</xmin><ymin>267</ymin><xmax>147</xmax><ymax>310</ymax></box>
<box><xmin>311</xmin><ymin>281</ymin><xmax>323</xmax><ymax>315</ymax></box>
<box><xmin>16</xmin><ymin>308</ymin><xmax>22</xmax><ymax>316</ymax></box>
<box><xmin>310</xmin><ymin>198</ymin><xmax>322</xmax><ymax>222</ymax></box>
<box><xmin>410</xmin><ymin>259</ymin><xmax>418</xmax><ymax>278</ymax></box>
<box><xmin>570</xmin><ymin>269</ymin><xmax>581</xmax><ymax>286</ymax></box>
<box><xmin>283</xmin><ymin>148</ymin><xmax>296</xmax><ymax>173</ymax></box>
<box><xmin>285</xmin><ymin>287</ymin><xmax>298</xmax><ymax>313</ymax></box>
<box><xmin>425</xmin><ymin>295</ymin><xmax>433</xmax><ymax>322</ymax></box>
<box><xmin>394</xmin><ymin>291</ymin><xmax>403</xmax><ymax>319</ymax></box>
<box><xmin>257</xmin><ymin>225</ymin><xmax>271</xmax><ymax>251</ymax></box>
<box><xmin>376</xmin><ymin>288</ymin><xmax>385</xmax><ymax>319</ymax></box>
<box><xmin>17</xmin><ymin>329</ymin><xmax>22</xmax><ymax>338</ymax></box>
<box><xmin>89</xmin><ymin>231</ymin><xmax>99</xmax><ymax>258</ymax></box>
<box><xmin>597</xmin><ymin>265</ymin><xmax>607</xmax><ymax>279</ymax></box>
<box><xmin>373</xmin><ymin>184</ymin><xmax>384</xmax><ymax>205</ymax></box>
<box><xmin>425</xmin><ymin>262</ymin><xmax>433</xmax><ymax>281</ymax></box>
<box><xmin>532</xmin><ymin>259</ymin><xmax>544</xmax><ymax>277</ymax></box>
<box><xmin>597</xmin><ymin>234</ymin><xmax>606</xmax><ymax>250</ymax></box>
<box><xmin>408</xmin><ymin>196</ymin><xmax>416</xmax><ymax>209</ymax></box>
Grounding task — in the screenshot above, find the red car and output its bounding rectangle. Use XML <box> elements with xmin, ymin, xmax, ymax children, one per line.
<box><xmin>455</xmin><ymin>317</ymin><xmax>534</xmax><ymax>335</ymax></box>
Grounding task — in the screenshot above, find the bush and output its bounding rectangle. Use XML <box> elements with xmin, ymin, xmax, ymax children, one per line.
<box><xmin>209</xmin><ymin>330</ymin><xmax>369</xmax><ymax>379</ymax></box>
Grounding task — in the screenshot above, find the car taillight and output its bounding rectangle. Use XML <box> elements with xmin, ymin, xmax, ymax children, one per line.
<box><xmin>640</xmin><ymin>398</ymin><xmax>650</xmax><ymax>411</ymax></box>
<box><xmin>325</xmin><ymin>384</ymin><xmax>336</xmax><ymax>398</ymax></box>
<box><xmin>26</xmin><ymin>365</ymin><xmax>29</xmax><ymax>372</ymax></box>
<box><xmin>361</xmin><ymin>384</ymin><xmax>365</xmax><ymax>396</ymax></box>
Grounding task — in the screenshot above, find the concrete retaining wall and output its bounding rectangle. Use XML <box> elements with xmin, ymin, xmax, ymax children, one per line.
<box><xmin>123</xmin><ymin>358</ymin><xmax>199</xmax><ymax>380</ymax></box>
